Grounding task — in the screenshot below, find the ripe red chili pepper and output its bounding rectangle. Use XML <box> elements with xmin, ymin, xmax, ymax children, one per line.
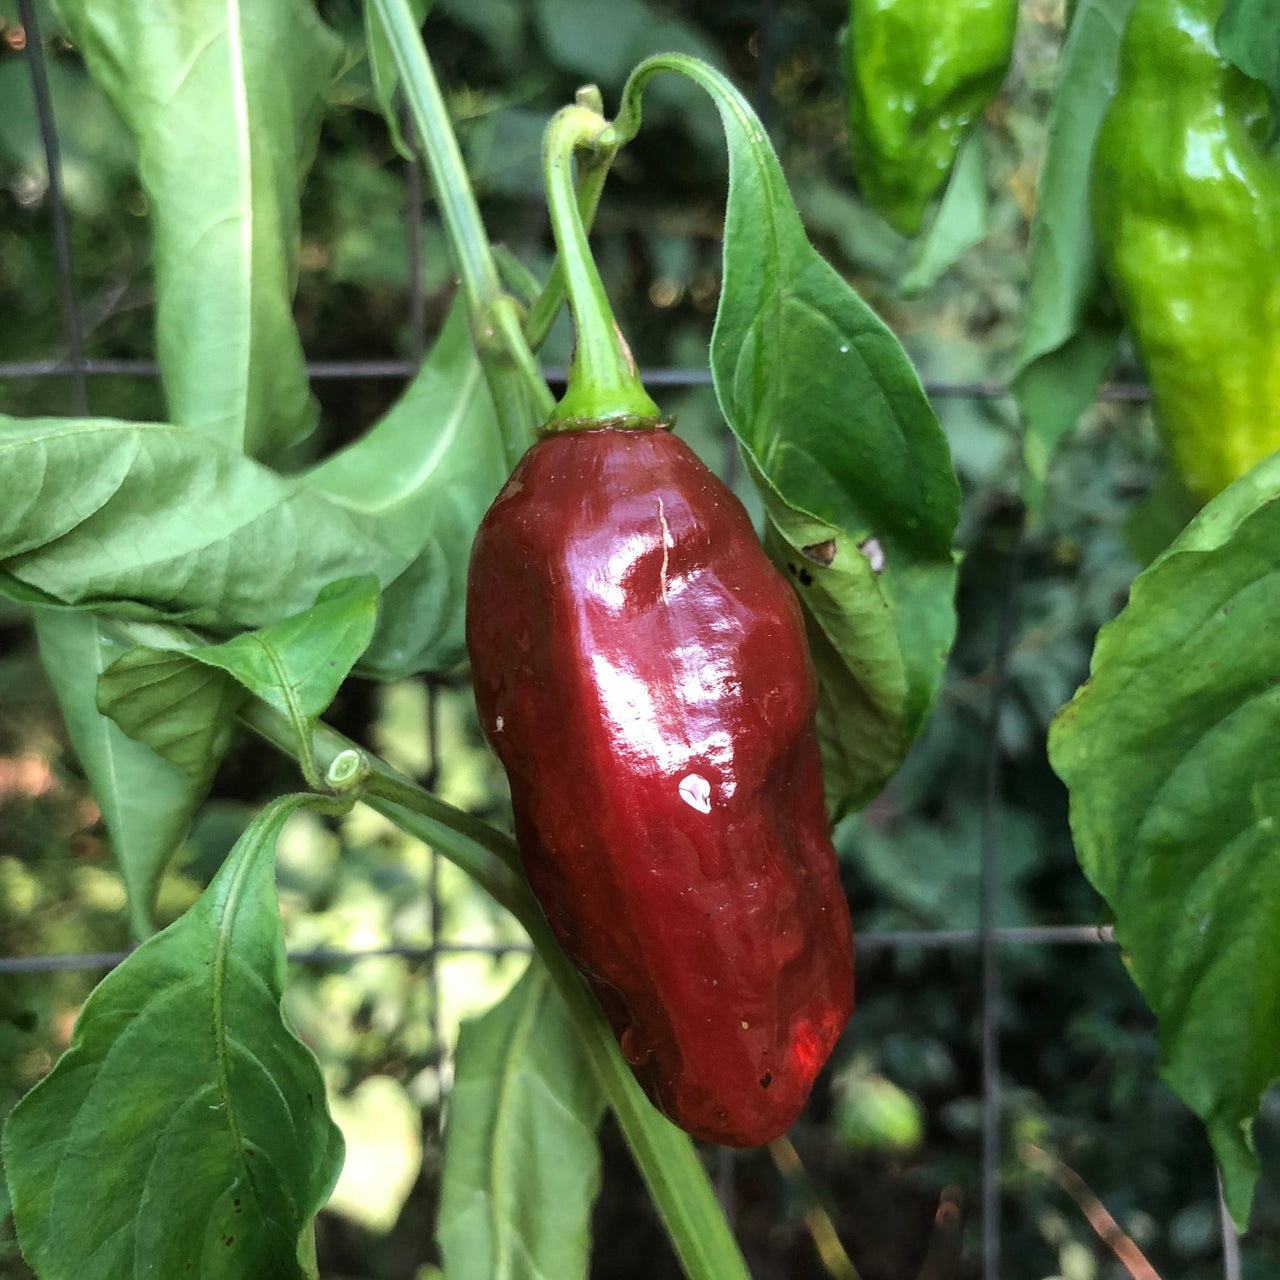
<box><xmin>466</xmin><ymin>424</ymin><xmax>855</xmax><ymax>1146</ymax></box>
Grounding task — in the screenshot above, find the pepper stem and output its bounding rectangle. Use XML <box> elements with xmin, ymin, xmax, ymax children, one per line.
<box><xmin>541</xmin><ymin>93</ymin><xmax>662</xmax><ymax>431</ymax></box>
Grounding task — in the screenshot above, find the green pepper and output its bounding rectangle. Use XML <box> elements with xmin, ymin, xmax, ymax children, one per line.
<box><xmin>844</xmin><ymin>0</ymin><xmax>1017</xmax><ymax>235</ymax></box>
<box><xmin>1092</xmin><ymin>0</ymin><xmax>1280</xmax><ymax>501</ymax></box>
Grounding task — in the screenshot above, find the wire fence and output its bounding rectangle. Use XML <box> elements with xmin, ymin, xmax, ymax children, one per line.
<box><xmin>3</xmin><ymin>4</ymin><xmax>1242</xmax><ymax>1279</ymax></box>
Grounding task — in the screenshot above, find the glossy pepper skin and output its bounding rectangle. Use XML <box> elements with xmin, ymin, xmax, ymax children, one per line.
<box><xmin>845</xmin><ymin>0</ymin><xmax>1017</xmax><ymax>235</ymax></box>
<box><xmin>466</xmin><ymin>426</ymin><xmax>855</xmax><ymax>1146</ymax></box>
<box><xmin>1092</xmin><ymin>0</ymin><xmax>1280</xmax><ymax>501</ymax></box>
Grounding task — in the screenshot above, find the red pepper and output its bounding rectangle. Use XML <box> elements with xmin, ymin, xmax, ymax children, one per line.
<box><xmin>466</xmin><ymin>424</ymin><xmax>855</xmax><ymax>1145</ymax></box>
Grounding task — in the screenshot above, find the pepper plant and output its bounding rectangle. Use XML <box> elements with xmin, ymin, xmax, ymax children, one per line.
<box><xmin>0</xmin><ymin>2</ymin><xmax>957</xmax><ymax>1277</ymax></box>
<box><xmin>4</xmin><ymin>0</ymin><xmax>1280</xmax><ymax>1274</ymax></box>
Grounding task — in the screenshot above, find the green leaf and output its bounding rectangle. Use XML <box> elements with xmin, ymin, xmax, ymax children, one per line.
<box><xmin>624</xmin><ymin>57</ymin><xmax>960</xmax><ymax>814</ymax></box>
<box><xmin>99</xmin><ymin>578</ymin><xmax>378</xmax><ymax>780</ymax></box>
<box><xmin>99</xmin><ymin>644</ymin><xmax>249</xmax><ymax>779</ymax></box>
<box><xmin>1012</xmin><ymin>0</ymin><xmax>1132</xmax><ymax>513</ymax></box>
<box><xmin>1217</xmin><ymin>0</ymin><xmax>1280</xmax><ymax>133</ymax></box>
<box><xmin>2</xmin><ymin>365</ymin><xmax>501</xmax><ymax>672</ymax></box>
<box><xmin>33</xmin><ymin>609</ymin><xmax>220</xmax><ymax>936</ymax></box>
<box><xmin>900</xmin><ymin>131</ymin><xmax>989</xmax><ymax>295</ymax></box>
<box><xmin>303</xmin><ymin>302</ymin><xmax>508</xmax><ymax>677</ymax></box>
<box><xmin>364</xmin><ymin>0</ymin><xmax>431</xmax><ymax>160</ymax></box>
<box><xmin>1048</xmin><ymin>454</ymin><xmax>1280</xmax><ymax>1228</ymax></box>
<box><xmin>756</xmin><ymin>495</ymin><xmax>908</xmax><ymax>814</ymax></box>
<box><xmin>0</xmin><ymin>413</ymin><xmax>404</xmax><ymax>630</ymax></box>
<box><xmin>1</xmin><ymin>794</ymin><xmax>346</xmax><ymax>1278</ymax></box>
<box><xmin>184</xmin><ymin>577</ymin><xmax>378</xmax><ymax>731</ymax></box>
<box><xmin>53</xmin><ymin>0</ymin><xmax>342</xmax><ymax>458</ymax></box>
<box><xmin>438</xmin><ymin>959</ymin><xmax>604</xmax><ymax>1280</ymax></box>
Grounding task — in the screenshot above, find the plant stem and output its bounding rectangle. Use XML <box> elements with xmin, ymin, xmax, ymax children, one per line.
<box><xmin>240</xmin><ymin>699</ymin><xmax>532</xmax><ymax>921</ymax></box>
<box><xmin>486</xmin><ymin>293</ymin><xmax>557</xmax><ymax>431</ymax></box>
<box><xmin>368</xmin><ymin>0</ymin><xmax>547</xmax><ymax>462</ymax></box>
<box><xmin>1021</xmin><ymin>1143</ymin><xmax>1162</xmax><ymax>1280</ymax></box>
<box><xmin>523</xmin><ymin>89</ymin><xmax>618</xmax><ymax>352</ymax></box>
<box><xmin>369</xmin><ymin>0</ymin><xmax>499</xmax><ymax>315</ymax></box>
<box><xmin>769</xmin><ymin>1137</ymin><xmax>862</xmax><ymax>1280</ymax></box>
<box><xmin>542</xmin><ymin>102</ymin><xmax>662</xmax><ymax>430</ymax></box>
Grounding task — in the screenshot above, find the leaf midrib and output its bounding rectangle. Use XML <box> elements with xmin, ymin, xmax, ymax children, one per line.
<box><xmin>210</xmin><ymin>801</ymin><xmax>301</xmax><ymax>1267</ymax></box>
<box><xmin>225</xmin><ymin>0</ymin><xmax>255</xmax><ymax>453</ymax></box>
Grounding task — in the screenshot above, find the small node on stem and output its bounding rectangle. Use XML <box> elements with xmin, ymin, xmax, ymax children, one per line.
<box><xmin>576</xmin><ymin>84</ymin><xmax>604</xmax><ymax>115</ymax></box>
<box><xmin>326</xmin><ymin>749</ymin><xmax>368</xmax><ymax>793</ymax></box>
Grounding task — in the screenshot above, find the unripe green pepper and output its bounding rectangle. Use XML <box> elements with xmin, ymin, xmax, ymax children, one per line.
<box><xmin>844</xmin><ymin>0</ymin><xmax>1017</xmax><ymax>235</ymax></box>
<box><xmin>1092</xmin><ymin>0</ymin><xmax>1280</xmax><ymax>501</ymax></box>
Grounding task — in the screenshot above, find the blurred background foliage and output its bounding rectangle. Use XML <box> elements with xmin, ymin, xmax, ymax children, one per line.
<box><xmin>1</xmin><ymin>0</ymin><xmax>1278</xmax><ymax>1277</ymax></box>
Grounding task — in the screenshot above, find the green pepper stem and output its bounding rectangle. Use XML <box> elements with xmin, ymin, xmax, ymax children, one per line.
<box><xmin>615</xmin><ymin>54</ymin><xmax>735</xmax><ymax>148</ymax></box>
<box><xmin>542</xmin><ymin>102</ymin><xmax>662</xmax><ymax>430</ymax></box>
<box><xmin>239</xmin><ymin>699</ymin><xmax>534</xmax><ymax>917</ymax></box>
<box><xmin>524</xmin><ymin>98</ymin><xmax>616</xmax><ymax>351</ymax></box>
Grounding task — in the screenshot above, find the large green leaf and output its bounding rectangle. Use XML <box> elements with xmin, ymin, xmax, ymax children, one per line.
<box><xmin>0</xmin><ymin>413</ymin><xmax>407</xmax><ymax>630</ymax></box>
<box><xmin>52</xmin><ymin>0</ymin><xmax>341</xmax><ymax>458</ymax></box>
<box><xmin>303</xmin><ymin>302</ymin><xmax>508</xmax><ymax>676</ymax></box>
<box><xmin>621</xmin><ymin>56</ymin><xmax>960</xmax><ymax>815</ymax></box>
<box><xmin>99</xmin><ymin>643</ymin><xmax>249</xmax><ymax>780</ymax></box>
<box><xmin>1049</xmin><ymin>454</ymin><xmax>1280</xmax><ymax>1228</ymax></box>
<box><xmin>1</xmin><ymin>794</ymin><xmax>346</xmax><ymax>1279</ymax></box>
<box><xmin>33</xmin><ymin>609</ymin><xmax>221</xmax><ymax>937</ymax></box>
<box><xmin>2</xmin><ymin>358</ymin><xmax>503</xmax><ymax>670</ymax></box>
<box><xmin>1012</xmin><ymin>0</ymin><xmax>1132</xmax><ymax>512</ymax></box>
<box><xmin>437</xmin><ymin>959</ymin><xmax>604</xmax><ymax>1280</ymax></box>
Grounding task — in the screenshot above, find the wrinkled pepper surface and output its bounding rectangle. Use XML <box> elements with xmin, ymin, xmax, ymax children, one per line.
<box><xmin>1092</xmin><ymin>0</ymin><xmax>1280</xmax><ymax>501</ymax></box>
<box><xmin>466</xmin><ymin>425</ymin><xmax>855</xmax><ymax>1146</ymax></box>
<box><xmin>845</xmin><ymin>0</ymin><xmax>1017</xmax><ymax>235</ymax></box>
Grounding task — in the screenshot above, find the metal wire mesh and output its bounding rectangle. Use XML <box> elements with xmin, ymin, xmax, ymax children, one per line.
<box><xmin>3</xmin><ymin>6</ymin><xmax>1243</xmax><ymax>1278</ymax></box>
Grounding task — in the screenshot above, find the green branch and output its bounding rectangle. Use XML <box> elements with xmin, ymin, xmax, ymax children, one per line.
<box><xmin>368</xmin><ymin>0</ymin><xmax>499</xmax><ymax>314</ymax></box>
<box><xmin>368</xmin><ymin>0</ymin><xmax>550</xmax><ymax>461</ymax></box>
<box><xmin>240</xmin><ymin>699</ymin><xmax>529</xmax><ymax>919</ymax></box>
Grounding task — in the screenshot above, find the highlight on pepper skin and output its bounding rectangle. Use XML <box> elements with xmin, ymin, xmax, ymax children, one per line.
<box><xmin>466</xmin><ymin>424</ymin><xmax>856</xmax><ymax>1146</ymax></box>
